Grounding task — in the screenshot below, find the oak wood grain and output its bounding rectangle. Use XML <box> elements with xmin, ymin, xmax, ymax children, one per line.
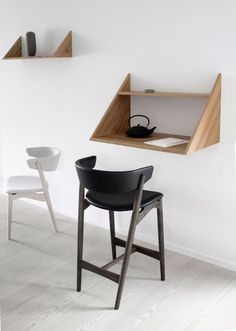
<box><xmin>91</xmin><ymin>74</ymin><xmax>131</xmax><ymax>139</ymax></box>
<box><xmin>3</xmin><ymin>37</ymin><xmax>22</xmax><ymax>59</ymax></box>
<box><xmin>53</xmin><ymin>31</ymin><xmax>72</xmax><ymax>58</ymax></box>
<box><xmin>91</xmin><ymin>73</ymin><xmax>221</xmax><ymax>155</ymax></box>
<box><xmin>186</xmin><ymin>74</ymin><xmax>221</xmax><ymax>154</ymax></box>
<box><xmin>91</xmin><ymin>132</ymin><xmax>190</xmax><ymax>155</ymax></box>
<box><xmin>118</xmin><ymin>91</ymin><xmax>209</xmax><ymax>99</ymax></box>
<box><xmin>3</xmin><ymin>31</ymin><xmax>72</xmax><ymax>60</ymax></box>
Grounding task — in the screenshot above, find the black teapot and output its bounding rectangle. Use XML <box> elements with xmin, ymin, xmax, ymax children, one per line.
<box><xmin>126</xmin><ymin>115</ymin><xmax>156</xmax><ymax>138</ymax></box>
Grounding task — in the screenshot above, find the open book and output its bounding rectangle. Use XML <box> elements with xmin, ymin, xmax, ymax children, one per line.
<box><xmin>144</xmin><ymin>137</ymin><xmax>189</xmax><ymax>148</ymax></box>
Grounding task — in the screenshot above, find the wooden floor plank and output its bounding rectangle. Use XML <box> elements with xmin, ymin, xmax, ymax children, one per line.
<box><xmin>0</xmin><ymin>195</ymin><xmax>236</xmax><ymax>331</ymax></box>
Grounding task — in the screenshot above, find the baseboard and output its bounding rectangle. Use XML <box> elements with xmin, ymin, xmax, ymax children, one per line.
<box><xmin>53</xmin><ymin>205</ymin><xmax>76</xmax><ymax>219</ymax></box>
<box><xmin>85</xmin><ymin>217</ymin><xmax>236</xmax><ymax>273</ymax></box>
<box><xmin>165</xmin><ymin>241</ymin><xmax>236</xmax><ymax>272</ymax></box>
<box><xmin>19</xmin><ymin>197</ymin><xmax>77</xmax><ymax>220</ymax></box>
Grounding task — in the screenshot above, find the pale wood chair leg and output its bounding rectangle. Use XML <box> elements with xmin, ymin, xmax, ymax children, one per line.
<box><xmin>8</xmin><ymin>194</ymin><xmax>13</xmax><ymax>240</ymax></box>
<box><xmin>44</xmin><ymin>189</ymin><xmax>58</xmax><ymax>232</ymax></box>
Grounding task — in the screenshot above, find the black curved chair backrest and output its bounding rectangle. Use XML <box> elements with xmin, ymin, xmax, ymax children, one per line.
<box><xmin>75</xmin><ymin>156</ymin><xmax>153</xmax><ymax>194</ymax></box>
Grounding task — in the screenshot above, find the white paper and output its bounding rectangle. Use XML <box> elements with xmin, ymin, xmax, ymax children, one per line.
<box><xmin>144</xmin><ymin>137</ymin><xmax>189</xmax><ymax>148</ymax></box>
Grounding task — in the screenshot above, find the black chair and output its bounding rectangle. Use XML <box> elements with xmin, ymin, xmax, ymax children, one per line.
<box><xmin>75</xmin><ymin>156</ymin><xmax>165</xmax><ymax>310</ymax></box>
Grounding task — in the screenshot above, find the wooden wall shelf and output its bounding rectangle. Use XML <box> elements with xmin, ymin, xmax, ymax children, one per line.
<box><xmin>2</xmin><ymin>31</ymin><xmax>72</xmax><ymax>60</ymax></box>
<box><xmin>91</xmin><ymin>73</ymin><xmax>221</xmax><ymax>155</ymax></box>
<box><xmin>118</xmin><ymin>91</ymin><xmax>210</xmax><ymax>99</ymax></box>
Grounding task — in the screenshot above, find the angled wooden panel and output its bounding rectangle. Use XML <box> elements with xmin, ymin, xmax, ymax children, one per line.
<box><xmin>53</xmin><ymin>31</ymin><xmax>72</xmax><ymax>57</ymax></box>
<box><xmin>3</xmin><ymin>37</ymin><xmax>22</xmax><ymax>59</ymax></box>
<box><xmin>91</xmin><ymin>74</ymin><xmax>131</xmax><ymax>139</ymax></box>
<box><xmin>186</xmin><ymin>74</ymin><xmax>221</xmax><ymax>154</ymax></box>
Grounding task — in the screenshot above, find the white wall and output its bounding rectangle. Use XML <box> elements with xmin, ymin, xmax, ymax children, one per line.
<box><xmin>0</xmin><ymin>0</ymin><xmax>236</xmax><ymax>270</ymax></box>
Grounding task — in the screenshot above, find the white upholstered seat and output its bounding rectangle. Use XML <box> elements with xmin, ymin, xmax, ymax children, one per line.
<box><xmin>6</xmin><ymin>176</ymin><xmax>46</xmax><ymax>193</ymax></box>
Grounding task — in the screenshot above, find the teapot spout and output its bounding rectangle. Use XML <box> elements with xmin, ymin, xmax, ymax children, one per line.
<box><xmin>149</xmin><ymin>126</ymin><xmax>157</xmax><ymax>134</ymax></box>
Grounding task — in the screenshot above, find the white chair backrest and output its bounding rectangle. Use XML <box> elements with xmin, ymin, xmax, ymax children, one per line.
<box><xmin>26</xmin><ymin>147</ymin><xmax>61</xmax><ymax>172</ymax></box>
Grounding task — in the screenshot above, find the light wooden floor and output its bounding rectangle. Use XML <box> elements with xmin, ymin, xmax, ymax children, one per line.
<box><xmin>1</xmin><ymin>196</ymin><xmax>236</xmax><ymax>331</ymax></box>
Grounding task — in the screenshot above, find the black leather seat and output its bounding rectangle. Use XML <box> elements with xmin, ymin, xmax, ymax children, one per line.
<box><xmin>75</xmin><ymin>155</ymin><xmax>165</xmax><ymax>310</ymax></box>
<box><xmin>86</xmin><ymin>190</ymin><xmax>163</xmax><ymax>211</ymax></box>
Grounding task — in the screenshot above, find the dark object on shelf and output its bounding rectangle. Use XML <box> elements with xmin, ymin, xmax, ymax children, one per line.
<box><xmin>26</xmin><ymin>32</ymin><xmax>36</xmax><ymax>56</ymax></box>
<box><xmin>91</xmin><ymin>73</ymin><xmax>221</xmax><ymax>154</ymax></box>
<box><xmin>3</xmin><ymin>31</ymin><xmax>72</xmax><ymax>59</ymax></box>
<box><xmin>144</xmin><ymin>89</ymin><xmax>155</xmax><ymax>93</ymax></box>
<box><xmin>126</xmin><ymin>114</ymin><xmax>156</xmax><ymax>138</ymax></box>
<box><xmin>75</xmin><ymin>155</ymin><xmax>165</xmax><ymax>310</ymax></box>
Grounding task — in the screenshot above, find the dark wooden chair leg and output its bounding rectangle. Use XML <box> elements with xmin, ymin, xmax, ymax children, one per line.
<box><xmin>109</xmin><ymin>210</ymin><xmax>117</xmax><ymax>260</ymax></box>
<box><xmin>114</xmin><ymin>176</ymin><xmax>144</xmax><ymax>310</ymax></box>
<box><xmin>114</xmin><ymin>211</ymin><xmax>138</xmax><ymax>309</ymax></box>
<box><xmin>77</xmin><ymin>184</ymin><xmax>85</xmax><ymax>292</ymax></box>
<box><xmin>157</xmin><ymin>199</ymin><xmax>165</xmax><ymax>281</ymax></box>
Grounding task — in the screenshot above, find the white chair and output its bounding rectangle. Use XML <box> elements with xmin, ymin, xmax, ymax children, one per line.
<box><xmin>6</xmin><ymin>147</ymin><xmax>61</xmax><ymax>239</ymax></box>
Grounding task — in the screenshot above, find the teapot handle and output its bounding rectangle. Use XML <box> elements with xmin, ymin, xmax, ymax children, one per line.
<box><xmin>128</xmin><ymin>114</ymin><xmax>150</xmax><ymax>128</ymax></box>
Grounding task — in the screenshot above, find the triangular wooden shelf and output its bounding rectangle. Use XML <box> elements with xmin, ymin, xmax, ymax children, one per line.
<box><xmin>91</xmin><ymin>73</ymin><xmax>221</xmax><ymax>155</ymax></box>
<box><xmin>3</xmin><ymin>31</ymin><xmax>72</xmax><ymax>60</ymax></box>
<box><xmin>3</xmin><ymin>37</ymin><xmax>22</xmax><ymax>59</ymax></box>
<box><xmin>53</xmin><ymin>31</ymin><xmax>72</xmax><ymax>57</ymax></box>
